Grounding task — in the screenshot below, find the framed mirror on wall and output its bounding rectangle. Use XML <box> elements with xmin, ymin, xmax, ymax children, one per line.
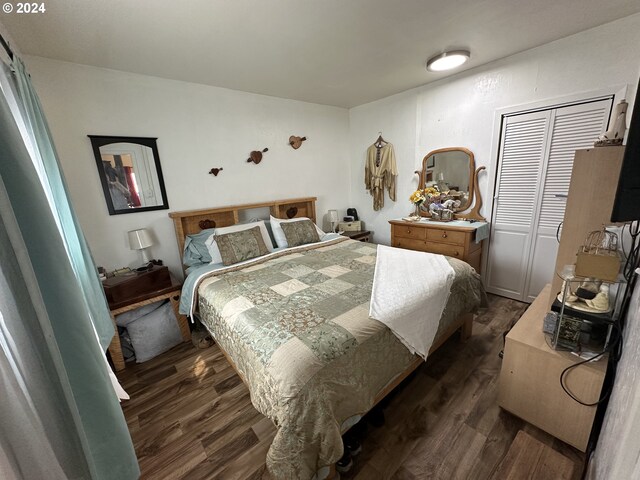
<box><xmin>88</xmin><ymin>135</ymin><xmax>169</xmax><ymax>215</ymax></box>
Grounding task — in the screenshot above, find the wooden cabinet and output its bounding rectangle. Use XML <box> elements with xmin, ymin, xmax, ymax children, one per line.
<box><xmin>498</xmin><ymin>285</ymin><xmax>607</xmax><ymax>452</ymax></box>
<box><xmin>341</xmin><ymin>230</ymin><xmax>372</xmax><ymax>242</ymax></box>
<box><xmin>102</xmin><ymin>265</ymin><xmax>171</xmax><ymax>307</ymax></box>
<box><xmin>498</xmin><ymin>147</ymin><xmax>622</xmax><ymax>452</ymax></box>
<box><xmin>548</xmin><ymin>146</ymin><xmax>624</xmax><ymax>308</ymax></box>
<box><xmin>389</xmin><ymin>220</ymin><xmax>484</xmax><ymax>273</ymax></box>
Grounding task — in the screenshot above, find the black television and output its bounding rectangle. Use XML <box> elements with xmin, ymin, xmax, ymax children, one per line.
<box><xmin>611</xmin><ymin>80</ymin><xmax>640</xmax><ymax>222</ymax></box>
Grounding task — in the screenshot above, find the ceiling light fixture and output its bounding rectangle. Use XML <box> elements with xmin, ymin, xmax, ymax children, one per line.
<box><xmin>426</xmin><ymin>50</ymin><xmax>471</xmax><ymax>72</ymax></box>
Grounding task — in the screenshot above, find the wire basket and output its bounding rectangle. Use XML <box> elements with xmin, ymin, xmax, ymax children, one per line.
<box><xmin>579</xmin><ymin>228</ymin><xmax>619</xmax><ymax>256</ymax></box>
<box><xmin>575</xmin><ymin>228</ymin><xmax>621</xmax><ymax>281</ymax></box>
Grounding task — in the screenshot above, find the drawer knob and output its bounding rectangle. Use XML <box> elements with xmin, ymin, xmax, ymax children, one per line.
<box><xmin>406</xmin><ymin>228</ymin><xmax>411</xmax><ymax>234</ymax></box>
<box><xmin>442</xmin><ymin>232</ymin><xmax>448</xmax><ymax>238</ymax></box>
<box><xmin>454</xmin><ymin>251</ymin><xmax>459</xmax><ymax>256</ymax></box>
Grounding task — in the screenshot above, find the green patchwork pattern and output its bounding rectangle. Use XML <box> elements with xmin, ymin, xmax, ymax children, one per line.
<box><xmin>201</xmin><ymin>238</ymin><xmax>373</xmax><ymax>366</ymax></box>
<box><xmin>196</xmin><ymin>237</ymin><xmax>487</xmax><ymax>479</ymax></box>
<box><xmin>297</xmin><ymin>322</ymin><xmax>358</xmax><ymax>363</ymax></box>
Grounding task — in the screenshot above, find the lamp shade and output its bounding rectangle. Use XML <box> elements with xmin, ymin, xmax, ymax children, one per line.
<box><xmin>328</xmin><ymin>210</ymin><xmax>338</xmax><ymax>223</ymax></box>
<box><xmin>128</xmin><ymin>228</ymin><xmax>153</xmax><ymax>250</ymax></box>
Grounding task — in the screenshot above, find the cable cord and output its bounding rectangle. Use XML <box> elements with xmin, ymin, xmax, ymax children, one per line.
<box><xmin>622</xmin><ymin>220</ymin><xmax>640</xmax><ymax>283</ymax></box>
<box><xmin>558</xmin><ymin>221</ymin><xmax>640</xmax><ymax>406</ymax></box>
<box><xmin>559</xmin><ymin>321</ymin><xmax>622</xmax><ymax>406</ymax></box>
<box><xmin>555</xmin><ymin>221</ymin><xmax>563</xmax><ymax>244</ymax></box>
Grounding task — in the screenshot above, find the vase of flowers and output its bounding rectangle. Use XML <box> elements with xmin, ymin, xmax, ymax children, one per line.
<box><xmin>409</xmin><ymin>186</ymin><xmax>460</xmax><ymax>221</ymax></box>
<box><xmin>422</xmin><ymin>187</ymin><xmax>442</xmax><ymax>209</ymax></box>
<box><xmin>409</xmin><ymin>189</ymin><xmax>426</xmax><ymax>220</ymax></box>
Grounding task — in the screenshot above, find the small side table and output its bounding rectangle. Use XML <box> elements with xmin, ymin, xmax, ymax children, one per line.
<box><xmin>107</xmin><ymin>280</ymin><xmax>191</xmax><ymax>371</ymax></box>
<box><xmin>341</xmin><ymin>230</ymin><xmax>372</xmax><ymax>242</ymax></box>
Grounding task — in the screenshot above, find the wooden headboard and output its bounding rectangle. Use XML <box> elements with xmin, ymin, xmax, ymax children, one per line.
<box><xmin>168</xmin><ymin>197</ymin><xmax>317</xmax><ymax>270</ymax></box>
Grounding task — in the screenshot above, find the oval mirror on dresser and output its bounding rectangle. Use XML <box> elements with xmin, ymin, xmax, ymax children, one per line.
<box><xmin>416</xmin><ymin>147</ymin><xmax>485</xmax><ymax>220</ymax></box>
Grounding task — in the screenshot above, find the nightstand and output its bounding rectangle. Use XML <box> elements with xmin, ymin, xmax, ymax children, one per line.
<box><xmin>105</xmin><ymin>269</ymin><xmax>191</xmax><ymax>371</ymax></box>
<box><xmin>341</xmin><ymin>230</ymin><xmax>372</xmax><ymax>242</ymax></box>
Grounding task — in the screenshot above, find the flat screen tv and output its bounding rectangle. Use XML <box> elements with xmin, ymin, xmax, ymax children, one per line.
<box><xmin>611</xmin><ymin>80</ymin><xmax>640</xmax><ymax>222</ymax></box>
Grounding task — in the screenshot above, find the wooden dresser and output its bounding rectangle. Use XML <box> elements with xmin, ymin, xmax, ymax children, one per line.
<box><xmin>389</xmin><ymin>219</ymin><xmax>485</xmax><ymax>273</ymax></box>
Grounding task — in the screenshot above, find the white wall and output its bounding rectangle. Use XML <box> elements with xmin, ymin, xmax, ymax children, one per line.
<box><xmin>349</xmin><ymin>14</ymin><xmax>640</xmax><ymax>247</ymax></box>
<box><xmin>24</xmin><ymin>57</ymin><xmax>350</xmax><ymax>277</ymax></box>
<box><xmin>348</xmin><ymin>90</ymin><xmax>418</xmax><ymax>237</ymax></box>
<box><xmin>23</xmin><ymin>15</ymin><xmax>640</xmax><ymax>276</ymax></box>
<box><xmin>588</xmin><ymin>276</ymin><xmax>640</xmax><ymax>479</ymax></box>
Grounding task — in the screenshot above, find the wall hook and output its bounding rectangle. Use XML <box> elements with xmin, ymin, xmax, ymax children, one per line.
<box><xmin>208</xmin><ymin>167</ymin><xmax>223</xmax><ymax>176</ymax></box>
<box><xmin>289</xmin><ymin>136</ymin><xmax>307</xmax><ymax>150</ymax></box>
<box><xmin>247</xmin><ymin>148</ymin><xmax>268</xmax><ymax>164</ymax></box>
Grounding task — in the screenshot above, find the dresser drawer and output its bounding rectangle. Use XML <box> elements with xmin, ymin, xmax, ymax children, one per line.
<box><xmin>392</xmin><ymin>237</ymin><xmax>427</xmax><ymax>252</ymax></box>
<box><xmin>425</xmin><ymin>227</ymin><xmax>467</xmax><ymax>246</ymax></box>
<box><xmin>393</xmin><ymin>224</ymin><xmax>426</xmax><ymax>240</ymax></box>
<box><xmin>422</xmin><ymin>242</ymin><xmax>465</xmax><ymax>259</ymax></box>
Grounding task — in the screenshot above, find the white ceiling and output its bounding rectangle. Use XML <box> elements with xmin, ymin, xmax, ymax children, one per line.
<box><xmin>3</xmin><ymin>0</ymin><xmax>640</xmax><ymax>108</ymax></box>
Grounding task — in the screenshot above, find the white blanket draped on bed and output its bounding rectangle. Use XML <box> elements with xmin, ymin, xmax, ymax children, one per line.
<box><xmin>369</xmin><ymin>244</ymin><xmax>455</xmax><ymax>359</ymax></box>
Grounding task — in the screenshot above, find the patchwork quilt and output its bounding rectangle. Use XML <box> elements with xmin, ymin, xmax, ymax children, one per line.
<box><xmin>197</xmin><ymin>237</ymin><xmax>485</xmax><ymax>478</ymax></box>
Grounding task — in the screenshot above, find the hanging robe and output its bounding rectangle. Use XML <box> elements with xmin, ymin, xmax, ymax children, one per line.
<box><xmin>365</xmin><ymin>142</ymin><xmax>397</xmax><ymax>211</ymax></box>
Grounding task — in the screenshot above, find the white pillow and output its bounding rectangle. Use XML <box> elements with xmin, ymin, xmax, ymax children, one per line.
<box><xmin>270</xmin><ymin>215</ymin><xmax>325</xmax><ymax>248</ymax></box>
<box><xmin>205</xmin><ymin>220</ymin><xmax>274</xmax><ymax>264</ymax></box>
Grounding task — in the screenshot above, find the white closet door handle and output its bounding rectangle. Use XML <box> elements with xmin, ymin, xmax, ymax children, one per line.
<box><xmin>554</xmin><ymin>194</ymin><xmax>568</xmax><ymax>198</ymax></box>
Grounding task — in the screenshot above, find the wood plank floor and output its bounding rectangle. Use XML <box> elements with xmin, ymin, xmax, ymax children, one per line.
<box><xmin>491</xmin><ymin>430</ymin><xmax>575</xmax><ymax>480</ymax></box>
<box><xmin>116</xmin><ymin>294</ymin><xmax>585</xmax><ymax>479</ymax></box>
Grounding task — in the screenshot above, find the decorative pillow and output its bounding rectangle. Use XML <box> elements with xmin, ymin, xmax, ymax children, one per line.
<box><xmin>263</xmin><ymin>220</ymin><xmax>278</xmax><ymax>249</ymax></box>
<box><xmin>126</xmin><ymin>301</ymin><xmax>183</xmax><ymax>363</ymax></box>
<box><xmin>280</xmin><ymin>219</ymin><xmax>321</xmax><ymax>247</ymax></box>
<box><xmin>115</xmin><ymin>300</ymin><xmax>164</xmax><ymax>327</ymax></box>
<box><xmin>183</xmin><ymin>228</ymin><xmax>216</xmax><ymax>266</ymax></box>
<box><xmin>270</xmin><ymin>215</ymin><xmax>325</xmax><ymax>248</ymax></box>
<box><xmin>215</xmin><ymin>225</ymin><xmax>270</xmax><ymax>266</ymax></box>
<box><xmin>204</xmin><ymin>220</ymin><xmax>273</xmax><ymax>264</ymax></box>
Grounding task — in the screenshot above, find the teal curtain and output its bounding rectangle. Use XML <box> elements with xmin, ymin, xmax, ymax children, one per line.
<box><xmin>0</xmin><ymin>168</ymin><xmax>90</xmax><ymax>480</ymax></box>
<box><xmin>0</xmin><ymin>59</ymin><xmax>139</xmax><ymax>478</ymax></box>
<box><xmin>12</xmin><ymin>58</ymin><xmax>114</xmax><ymax>350</ymax></box>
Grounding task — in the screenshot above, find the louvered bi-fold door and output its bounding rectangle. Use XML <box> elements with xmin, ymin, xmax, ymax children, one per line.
<box><xmin>486</xmin><ymin>99</ymin><xmax>612</xmax><ymax>301</ymax></box>
<box><xmin>486</xmin><ymin>111</ymin><xmax>550</xmax><ymax>300</ymax></box>
<box><xmin>522</xmin><ymin>100</ymin><xmax>611</xmax><ymax>301</ymax></box>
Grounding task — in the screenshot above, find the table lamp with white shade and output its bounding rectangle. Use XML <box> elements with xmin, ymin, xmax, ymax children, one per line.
<box><xmin>328</xmin><ymin>209</ymin><xmax>338</xmax><ymax>233</ymax></box>
<box><xmin>128</xmin><ymin>228</ymin><xmax>154</xmax><ymax>265</ymax></box>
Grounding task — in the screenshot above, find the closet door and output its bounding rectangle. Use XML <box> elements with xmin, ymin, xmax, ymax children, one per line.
<box><xmin>485</xmin><ymin>111</ymin><xmax>551</xmax><ymax>300</ymax></box>
<box><xmin>522</xmin><ymin>100</ymin><xmax>612</xmax><ymax>302</ymax></box>
<box><xmin>487</xmin><ymin>99</ymin><xmax>612</xmax><ymax>301</ymax></box>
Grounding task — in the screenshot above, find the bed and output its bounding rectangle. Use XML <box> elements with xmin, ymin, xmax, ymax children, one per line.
<box><xmin>169</xmin><ymin>197</ymin><xmax>486</xmax><ymax>479</ymax></box>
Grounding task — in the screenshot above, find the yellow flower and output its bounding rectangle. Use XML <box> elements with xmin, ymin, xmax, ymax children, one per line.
<box><xmin>409</xmin><ymin>189</ymin><xmax>426</xmax><ymax>205</ymax></box>
<box><xmin>423</xmin><ymin>187</ymin><xmax>439</xmax><ymax>197</ymax></box>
